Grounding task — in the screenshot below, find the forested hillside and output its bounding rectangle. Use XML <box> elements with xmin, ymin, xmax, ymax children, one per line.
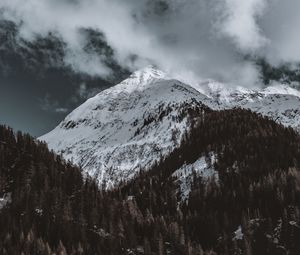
<box><xmin>1</xmin><ymin>107</ymin><xmax>300</xmax><ymax>254</ymax></box>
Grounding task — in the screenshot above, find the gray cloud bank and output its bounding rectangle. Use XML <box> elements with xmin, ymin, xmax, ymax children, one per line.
<box><xmin>0</xmin><ymin>0</ymin><xmax>300</xmax><ymax>87</ymax></box>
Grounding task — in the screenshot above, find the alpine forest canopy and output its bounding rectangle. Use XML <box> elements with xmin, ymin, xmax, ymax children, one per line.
<box><xmin>1</xmin><ymin>107</ymin><xmax>300</xmax><ymax>255</ymax></box>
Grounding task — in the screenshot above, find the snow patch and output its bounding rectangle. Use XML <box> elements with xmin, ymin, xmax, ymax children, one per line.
<box><xmin>172</xmin><ymin>153</ymin><xmax>219</xmax><ymax>202</ymax></box>
<box><xmin>0</xmin><ymin>193</ymin><xmax>11</xmax><ymax>210</ymax></box>
<box><xmin>35</xmin><ymin>208</ymin><xmax>43</xmax><ymax>216</ymax></box>
<box><xmin>233</xmin><ymin>226</ymin><xmax>244</xmax><ymax>241</ymax></box>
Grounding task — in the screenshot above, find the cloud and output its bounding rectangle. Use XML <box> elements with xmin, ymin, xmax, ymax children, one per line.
<box><xmin>71</xmin><ymin>83</ymin><xmax>100</xmax><ymax>103</ymax></box>
<box><xmin>216</xmin><ymin>0</ymin><xmax>269</xmax><ymax>52</ymax></box>
<box><xmin>260</xmin><ymin>0</ymin><xmax>300</xmax><ymax>65</ymax></box>
<box><xmin>55</xmin><ymin>108</ymin><xmax>69</xmax><ymax>113</ymax></box>
<box><xmin>39</xmin><ymin>94</ymin><xmax>68</xmax><ymax>113</ymax></box>
<box><xmin>0</xmin><ymin>0</ymin><xmax>299</xmax><ymax>87</ymax></box>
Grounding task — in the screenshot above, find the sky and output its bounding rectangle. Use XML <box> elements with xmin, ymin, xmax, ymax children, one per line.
<box><xmin>0</xmin><ymin>0</ymin><xmax>300</xmax><ymax>136</ymax></box>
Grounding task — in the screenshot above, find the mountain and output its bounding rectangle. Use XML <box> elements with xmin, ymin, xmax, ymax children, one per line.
<box><xmin>2</xmin><ymin>107</ymin><xmax>300</xmax><ymax>254</ymax></box>
<box><xmin>40</xmin><ymin>67</ymin><xmax>300</xmax><ymax>188</ymax></box>
<box><xmin>40</xmin><ymin>67</ymin><xmax>211</xmax><ymax>188</ymax></box>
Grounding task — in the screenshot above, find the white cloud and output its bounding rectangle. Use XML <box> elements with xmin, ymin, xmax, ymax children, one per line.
<box><xmin>216</xmin><ymin>0</ymin><xmax>269</xmax><ymax>52</ymax></box>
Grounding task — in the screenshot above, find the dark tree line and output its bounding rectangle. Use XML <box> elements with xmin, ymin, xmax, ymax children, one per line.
<box><xmin>1</xmin><ymin>106</ymin><xmax>300</xmax><ymax>254</ymax></box>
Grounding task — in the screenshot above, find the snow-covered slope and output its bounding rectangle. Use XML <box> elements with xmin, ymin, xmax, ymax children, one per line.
<box><xmin>40</xmin><ymin>67</ymin><xmax>210</xmax><ymax>187</ymax></box>
<box><xmin>201</xmin><ymin>81</ymin><xmax>300</xmax><ymax>132</ymax></box>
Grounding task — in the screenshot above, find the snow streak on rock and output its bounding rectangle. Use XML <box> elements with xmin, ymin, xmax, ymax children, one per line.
<box><xmin>172</xmin><ymin>153</ymin><xmax>219</xmax><ymax>202</ymax></box>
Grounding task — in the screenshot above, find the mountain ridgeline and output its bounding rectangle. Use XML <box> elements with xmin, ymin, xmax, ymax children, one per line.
<box><xmin>1</xmin><ymin>105</ymin><xmax>300</xmax><ymax>254</ymax></box>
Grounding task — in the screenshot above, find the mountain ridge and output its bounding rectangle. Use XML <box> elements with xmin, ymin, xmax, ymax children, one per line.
<box><xmin>201</xmin><ymin>81</ymin><xmax>300</xmax><ymax>132</ymax></box>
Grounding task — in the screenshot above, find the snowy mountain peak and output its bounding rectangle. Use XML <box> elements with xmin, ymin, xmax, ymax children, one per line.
<box><xmin>106</xmin><ymin>65</ymin><xmax>167</xmax><ymax>95</ymax></box>
<box><xmin>127</xmin><ymin>65</ymin><xmax>167</xmax><ymax>84</ymax></box>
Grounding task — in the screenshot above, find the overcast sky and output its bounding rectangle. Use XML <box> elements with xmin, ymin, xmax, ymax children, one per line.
<box><xmin>0</xmin><ymin>0</ymin><xmax>300</xmax><ymax>136</ymax></box>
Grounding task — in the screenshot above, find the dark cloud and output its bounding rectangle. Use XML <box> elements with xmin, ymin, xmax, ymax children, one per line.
<box><xmin>0</xmin><ymin>19</ymin><xmax>129</xmax><ymax>136</ymax></box>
